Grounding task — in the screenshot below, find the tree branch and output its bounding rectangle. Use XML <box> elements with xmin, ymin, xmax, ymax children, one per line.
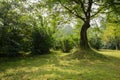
<box><xmin>91</xmin><ymin>7</ymin><xmax>104</xmax><ymax>18</ymax></box>
<box><xmin>74</xmin><ymin>9</ymin><xmax>85</xmax><ymax>22</ymax></box>
<box><xmin>74</xmin><ymin>0</ymin><xmax>87</xmax><ymax>17</ymax></box>
<box><xmin>87</xmin><ymin>0</ymin><xmax>93</xmax><ymax>17</ymax></box>
<box><xmin>58</xmin><ymin>0</ymin><xmax>85</xmax><ymax>21</ymax></box>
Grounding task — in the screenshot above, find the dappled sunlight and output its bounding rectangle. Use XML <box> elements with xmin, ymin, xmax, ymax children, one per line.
<box><xmin>0</xmin><ymin>50</ymin><xmax>120</xmax><ymax>79</ymax></box>
<box><xmin>59</xmin><ymin>60</ymin><xmax>73</xmax><ymax>67</ymax></box>
<box><xmin>0</xmin><ymin>0</ymin><xmax>120</xmax><ymax>79</ymax></box>
<box><xmin>32</xmin><ymin>74</ymin><xmax>61</xmax><ymax>80</ymax></box>
<box><xmin>99</xmin><ymin>50</ymin><xmax>120</xmax><ymax>59</ymax></box>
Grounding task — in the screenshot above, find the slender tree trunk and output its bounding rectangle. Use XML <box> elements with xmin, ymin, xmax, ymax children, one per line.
<box><xmin>80</xmin><ymin>21</ymin><xmax>90</xmax><ymax>49</ymax></box>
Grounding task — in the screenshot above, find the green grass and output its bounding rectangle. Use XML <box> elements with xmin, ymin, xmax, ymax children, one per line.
<box><xmin>0</xmin><ymin>50</ymin><xmax>120</xmax><ymax>80</ymax></box>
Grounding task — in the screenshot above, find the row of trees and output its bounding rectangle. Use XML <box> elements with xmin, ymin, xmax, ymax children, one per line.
<box><xmin>0</xmin><ymin>0</ymin><xmax>120</xmax><ymax>56</ymax></box>
<box><xmin>0</xmin><ymin>0</ymin><xmax>75</xmax><ymax>56</ymax></box>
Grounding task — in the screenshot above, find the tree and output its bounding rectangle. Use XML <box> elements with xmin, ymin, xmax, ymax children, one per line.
<box><xmin>48</xmin><ymin>0</ymin><xmax>120</xmax><ymax>50</ymax></box>
<box><xmin>102</xmin><ymin>23</ymin><xmax>120</xmax><ymax>50</ymax></box>
<box><xmin>102</xmin><ymin>12</ymin><xmax>120</xmax><ymax>50</ymax></box>
<box><xmin>0</xmin><ymin>0</ymin><xmax>35</xmax><ymax>55</ymax></box>
<box><xmin>0</xmin><ymin>0</ymin><xmax>22</xmax><ymax>55</ymax></box>
<box><xmin>102</xmin><ymin>3</ymin><xmax>120</xmax><ymax>50</ymax></box>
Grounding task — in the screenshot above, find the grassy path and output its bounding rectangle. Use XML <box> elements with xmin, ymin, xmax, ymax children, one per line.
<box><xmin>0</xmin><ymin>50</ymin><xmax>120</xmax><ymax>80</ymax></box>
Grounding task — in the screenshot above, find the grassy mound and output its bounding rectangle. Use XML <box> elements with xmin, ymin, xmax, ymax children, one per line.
<box><xmin>63</xmin><ymin>48</ymin><xmax>107</xmax><ymax>60</ymax></box>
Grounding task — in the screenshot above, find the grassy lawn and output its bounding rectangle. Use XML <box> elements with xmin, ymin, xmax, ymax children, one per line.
<box><xmin>0</xmin><ymin>50</ymin><xmax>120</xmax><ymax>80</ymax></box>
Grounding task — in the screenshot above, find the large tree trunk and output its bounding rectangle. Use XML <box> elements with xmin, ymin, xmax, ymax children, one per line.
<box><xmin>80</xmin><ymin>21</ymin><xmax>90</xmax><ymax>49</ymax></box>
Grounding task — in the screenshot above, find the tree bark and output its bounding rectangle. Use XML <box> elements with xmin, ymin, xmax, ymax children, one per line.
<box><xmin>80</xmin><ymin>21</ymin><xmax>90</xmax><ymax>49</ymax></box>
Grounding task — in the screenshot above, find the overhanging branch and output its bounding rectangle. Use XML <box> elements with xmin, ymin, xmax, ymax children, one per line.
<box><xmin>91</xmin><ymin>7</ymin><xmax>104</xmax><ymax>18</ymax></box>
<box><xmin>58</xmin><ymin>0</ymin><xmax>85</xmax><ymax>21</ymax></box>
<box><xmin>74</xmin><ymin>0</ymin><xmax>87</xmax><ymax>17</ymax></box>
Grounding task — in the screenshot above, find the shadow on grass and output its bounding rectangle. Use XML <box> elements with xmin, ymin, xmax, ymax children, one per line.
<box><xmin>0</xmin><ymin>50</ymin><xmax>120</xmax><ymax>80</ymax></box>
<box><xmin>0</xmin><ymin>52</ymin><xmax>60</xmax><ymax>72</ymax></box>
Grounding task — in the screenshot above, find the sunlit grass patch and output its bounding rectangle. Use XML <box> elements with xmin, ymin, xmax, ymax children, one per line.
<box><xmin>0</xmin><ymin>50</ymin><xmax>120</xmax><ymax>80</ymax></box>
<box><xmin>99</xmin><ymin>49</ymin><xmax>120</xmax><ymax>58</ymax></box>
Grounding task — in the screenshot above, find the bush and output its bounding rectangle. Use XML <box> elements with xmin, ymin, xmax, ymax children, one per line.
<box><xmin>103</xmin><ymin>39</ymin><xmax>120</xmax><ymax>50</ymax></box>
<box><xmin>0</xmin><ymin>28</ymin><xmax>22</xmax><ymax>56</ymax></box>
<box><xmin>31</xmin><ymin>27</ymin><xmax>53</xmax><ymax>55</ymax></box>
<box><xmin>60</xmin><ymin>39</ymin><xmax>73</xmax><ymax>53</ymax></box>
<box><xmin>89</xmin><ymin>37</ymin><xmax>102</xmax><ymax>50</ymax></box>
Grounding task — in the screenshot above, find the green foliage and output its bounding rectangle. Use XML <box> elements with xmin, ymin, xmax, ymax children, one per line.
<box><xmin>89</xmin><ymin>37</ymin><xmax>102</xmax><ymax>50</ymax></box>
<box><xmin>88</xmin><ymin>27</ymin><xmax>103</xmax><ymax>50</ymax></box>
<box><xmin>53</xmin><ymin>36</ymin><xmax>74</xmax><ymax>53</ymax></box>
<box><xmin>102</xmin><ymin>23</ymin><xmax>120</xmax><ymax>50</ymax></box>
<box><xmin>61</xmin><ymin>38</ymin><xmax>73</xmax><ymax>52</ymax></box>
<box><xmin>0</xmin><ymin>0</ymin><xmax>21</xmax><ymax>55</ymax></box>
<box><xmin>52</xmin><ymin>24</ymin><xmax>78</xmax><ymax>52</ymax></box>
<box><xmin>0</xmin><ymin>0</ymin><xmax>34</xmax><ymax>55</ymax></box>
<box><xmin>0</xmin><ymin>0</ymin><xmax>120</xmax><ymax>56</ymax></box>
<box><xmin>31</xmin><ymin>27</ymin><xmax>53</xmax><ymax>55</ymax></box>
<box><xmin>105</xmin><ymin>0</ymin><xmax>120</xmax><ymax>15</ymax></box>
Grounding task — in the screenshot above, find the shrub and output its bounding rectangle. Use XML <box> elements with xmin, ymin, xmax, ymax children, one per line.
<box><xmin>0</xmin><ymin>28</ymin><xmax>21</xmax><ymax>56</ymax></box>
<box><xmin>31</xmin><ymin>27</ymin><xmax>52</xmax><ymax>55</ymax></box>
<box><xmin>60</xmin><ymin>39</ymin><xmax>73</xmax><ymax>53</ymax></box>
<box><xmin>89</xmin><ymin>37</ymin><xmax>102</xmax><ymax>50</ymax></box>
